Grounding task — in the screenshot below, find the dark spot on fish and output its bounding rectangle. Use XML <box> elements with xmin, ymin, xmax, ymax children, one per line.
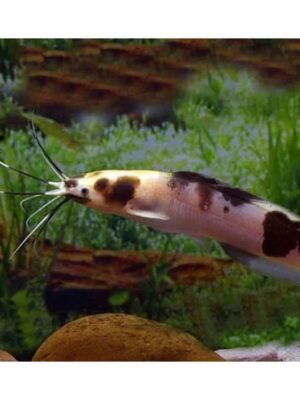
<box><xmin>218</xmin><ymin>186</ymin><xmax>260</xmax><ymax>207</ymax></box>
<box><xmin>224</xmin><ymin>206</ymin><xmax>229</xmax><ymax>213</ymax></box>
<box><xmin>109</xmin><ymin>176</ymin><xmax>140</xmax><ymax>205</ymax></box>
<box><xmin>96</xmin><ymin>176</ymin><xmax>141</xmax><ymax>206</ymax></box>
<box><xmin>168</xmin><ymin>171</ymin><xmax>260</xmax><ymax>207</ymax></box>
<box><xmin>94</xmin><ymin>178</ymin><xmax>109</xmax><ymax>192</ymax></box>
<box><xmin>65</xmin><ymin>179</ymin><xmax>78</xmax><ymax>188</ymax></box>
<box><xmin>169</xmin><ymin>171</ymin><xmax>219</xmax><ymax>188</ymax></box>
<box><xmin>198</xmin><ymin>184</ymin><xmax>213</xmax><ymax>211</ymax></box>
<box><xmin>167</xmin><ymin>174</ymin><xmax>186</xmax><ymax>190</ymax></box>
<box><xmin>262</xmin><ymin>211</ymin><xmax>300</xmax><ymax>257</ymax></box>
<box><xmin>168</xmin><ymin>172</ymin><xmax>215</xmax><ymax>211</ymax></box>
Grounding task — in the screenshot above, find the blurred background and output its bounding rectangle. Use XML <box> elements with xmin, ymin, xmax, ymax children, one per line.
<box><xmin>1</xmin><ymin>39</ymin><xmax>300</xmax><ymax>360</ymax></box>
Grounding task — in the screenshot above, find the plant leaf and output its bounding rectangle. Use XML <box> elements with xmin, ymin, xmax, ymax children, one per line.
<box><xmin>22</xmin><ymin>112</ymin><xmax>82</xmax><ymax>150</ymax></box>
<box><xmin>108</xmin><ymin>291</ymin><xmax>130</xmax><ymax>307</ymax></box>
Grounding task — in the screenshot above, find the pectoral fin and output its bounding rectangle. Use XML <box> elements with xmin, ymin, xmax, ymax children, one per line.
<box><xmin>127</xmin><ymin>208</ymin><xmax>170</xmax><ymax>221</ymax></box>
<box><xmin>221</xmin><ymin>243</ymin><xmax>300</xmax><ymax>286</ymax></box>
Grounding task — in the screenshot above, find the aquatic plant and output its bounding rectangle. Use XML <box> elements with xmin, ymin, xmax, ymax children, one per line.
<box><xmin>157</xmin><ymin>268</ymin><xmax>300</xmax><ymax>349</ymax></box>
<box><xmin>0</xmin><ymin>39</ymin><xmax>21</xmax><ymax>82</ymax></box>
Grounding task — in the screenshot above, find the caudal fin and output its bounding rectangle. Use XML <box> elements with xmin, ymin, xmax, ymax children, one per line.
<box><xmin>221</xmin><ymin>243</ymin><xmax>300</xmax><ymax>286</ymax></box>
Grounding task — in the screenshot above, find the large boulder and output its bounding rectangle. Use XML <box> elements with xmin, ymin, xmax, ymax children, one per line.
<box><xmin>33</xmin><ymin>313</ymin><xmax>223</xmax><ymax>361</ymax></box>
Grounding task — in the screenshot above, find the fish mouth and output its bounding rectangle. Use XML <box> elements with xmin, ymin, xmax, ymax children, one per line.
<box><xmin>46</xmin><ymin>180</ymin><xmax>90</xmax><ymax>203</ymax></box>
<box><xmin>45</xmin><ymin>181</ymin><xmax>66</xmax><ymax>196</ymax></box>
<box><xmin>66</xmin><ymin>194</ymin><xmax>91</xmax><ymax>204</ymax></box>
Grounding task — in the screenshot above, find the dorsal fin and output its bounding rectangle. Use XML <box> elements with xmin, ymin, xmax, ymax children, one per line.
<box><xmin>170</xmin><ymin>171</ymin><xmax>261</xmax><ymax>207</ymax></box>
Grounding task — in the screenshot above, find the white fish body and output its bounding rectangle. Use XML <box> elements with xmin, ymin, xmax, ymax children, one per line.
<box><xmin>52</xmin><ymin>169</ymin><xmax>300</xmax><ymax>285</ymax></box>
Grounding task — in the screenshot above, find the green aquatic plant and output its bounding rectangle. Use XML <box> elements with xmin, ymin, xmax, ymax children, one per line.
<box><xmin>22</xmin><ymin>112</ymin><xmax>85</xmax><ymax>150</ymax></box>
<box><xmin>263</xmin><ymin>109</ymin><xmax>300</xmax><ymax>214</ymax></box>
<box><xmin>221</xmin><ymin>315</ymin><xmax>300</xmax><ymax>348</ymax></box>
<box><xmin>0</xmin><ymin>280</ymin><xmax>57</xmax><ymax>360</ymax></box>
<box><xmin>0</xmin><ymin>39</ymin><xmax>21</xmax><ymax>82</ymax></box>
<box><xmin>151</xmin><ymin>268</ymin><xmax>300</xmax><ymax>349</ymax></box>
<box><xmin>0</xmin><ymin>125</ymin><xmax>71</xmax><ymax>359</ymax></box>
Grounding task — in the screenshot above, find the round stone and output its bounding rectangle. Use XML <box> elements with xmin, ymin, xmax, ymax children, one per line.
<box><xmin>33</xmin><ymin>313</ymin><xmax>223</xmax><ymax>361</ymax></box>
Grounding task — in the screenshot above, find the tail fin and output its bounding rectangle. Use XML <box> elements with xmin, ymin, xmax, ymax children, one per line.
<box><xmin>221</xmin><ymin>243</ymin><xmax>300</xmax><ymax>286</ymax></box>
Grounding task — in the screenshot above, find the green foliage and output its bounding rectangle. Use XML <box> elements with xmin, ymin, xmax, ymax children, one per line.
<box><xmin>0</xmin><ymin>40</ymin><xmax>21</xmax><ymax>82</ymax></box>
<box><xmin>108</xmin><ymin>291</ymin><xmax>130</xmax><ymax>307</ymax></box>
<box><xmin>175</xmin><ymin>68</ymin><xmax>300</xmax><ymax>209</ymax></box>
<box><xmin>0</xmin><ymin>97</ymin><xmax>22</xmax><ymax>134</ymax></box>
<box><xmin>23</xmin><ymin>39</ymin><xmax>75</xmax><ymax>50</ymax></box>
<box><xmin>0</xmin><ymin>280</ymin><xmax>57</xmax><ymax>359</ymax></box>
<box><xmin>263</xmin><ymin>115</ymin><xmax>300</xmax><ymax>214</ymax></box>
<box><xmin>0</xmin><ymin>153</ymin><xmax>56</xmax><ymax>358</ymax></box>
<box><xmin>149</xmin><ymin>268</ymin><xmax>300</xmax><ymax>349</ymax></box>
<box><xmin>0</xmin><ymin>97</ymin><xmax>86</xmax><ymax>147</ymax></box>
<box><xmin>22</xmin><ymin>39</ymin><xmax>160</xmax><ymax>50</ymax></box>
<box><xmin>136</xmin><ymin>238</ymin><xmax>172</xmax><ymax>319</ymax></box>
<box><xmin>221</xmin><ymin>316</ymin><xmax>300</xmax><ymax>348</ymax></box>
<box><xmin>22</xmin><ymin>112</ymin><xmax>85</xmax><ymax>150</ymax></box>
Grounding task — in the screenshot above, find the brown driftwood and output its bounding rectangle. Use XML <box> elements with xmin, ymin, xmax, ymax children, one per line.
<box><xmin>46</xmin><ymin>244</ymin><xmax>230</xmax><ymax>290</ymax></box>
<box><xmin>37</xmin><ymin>242</ymin><xmax>232</xmax><ymax>316</ymax></box>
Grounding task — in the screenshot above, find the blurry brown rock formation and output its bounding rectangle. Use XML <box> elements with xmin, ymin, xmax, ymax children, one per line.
<box><xmin>17</xmin><ymin>39</ymin><xmax>300</xmax><ymax>124</ymax></box>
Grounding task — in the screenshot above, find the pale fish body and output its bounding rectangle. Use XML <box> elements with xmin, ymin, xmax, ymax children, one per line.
<box><xmin>56</xmin><ymin>169</ymin><xmax>300</xmax><ymax>285</ymax></box>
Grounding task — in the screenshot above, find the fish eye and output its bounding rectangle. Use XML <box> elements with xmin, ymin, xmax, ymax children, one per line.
<box><xmin>81</xmin><ymin>188</ymin><xmax>89</xmax><ymax>197</ymax></box>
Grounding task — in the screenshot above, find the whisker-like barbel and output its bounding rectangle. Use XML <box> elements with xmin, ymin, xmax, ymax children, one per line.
<box><xmin>25</xmin><ymin>195</ymin><xmax>61</xmax><ymax>229</ymax></box>
<box><xmin>32</xmin><ymin>197</ymin><xmax>69</xmax><ymax>256</ymax></box>
<box><xmin>9</xmin><ymin>197</ymin><xmax>69</xmax><ymax>260</ymax></box>
<box><xmin>9</xmin><ymin>213</ymin><xmax>51</xmax><ymax>260</ymax></box>
<box><xmin>0</xmin><ymin>160</ymin><xmax>48</xmax><ymax>184</ymax></box>
<box><xmin>20</xmin><ymin>194</ymin><xmax>42</xmax><ymax>212</ymax></box>
<box><xmin>31</xmin><ymin>123</ymin><xmax>68</xmax><ymax>181</ymax></box>
<box><xmin>0</xmin><ymin>191</ymin><xmax>46</xmax><ymax>196</ymax></box>
<box><xmin>0</xmin><ymin>125</ymin><xmax>70</xmax><ymax>258</ymax></box>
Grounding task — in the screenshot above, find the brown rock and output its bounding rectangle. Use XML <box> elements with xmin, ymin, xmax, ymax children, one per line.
<box><xmin>33</xmin><ymin>313</ymin><xmax>223</xmax><ymax>361</ymax></box>
<box><xmin>0</xmin><ymin>350</ymin><xmax>17</xmax><ymax>361</ymax></box>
